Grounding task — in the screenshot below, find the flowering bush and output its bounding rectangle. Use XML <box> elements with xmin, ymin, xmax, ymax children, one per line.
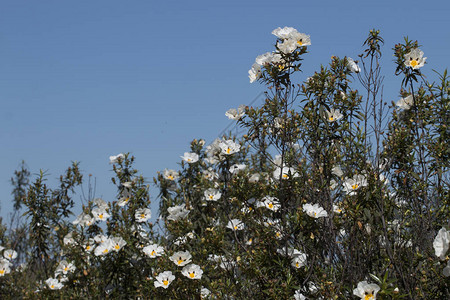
<box><xmin>0</xmin><ymin>27</ymin><xmax>448</xmax><ymax>299</ymax></box>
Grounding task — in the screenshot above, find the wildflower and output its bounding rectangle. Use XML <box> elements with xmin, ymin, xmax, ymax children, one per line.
<box><xmin>203</xmin><ymin>168</ymin><xmax>218</xmax><ymax>181</ymax></box>
<box><xmin>92</xmin><ymin>207</ymin><xmax>110</xmax><ymax>222</ymax></box>
<box><xmin>111</xmin><ymin>236</ymin><xmax>126</xmax><ymax>252</ymax></box>
<box><xmin>94</xmin><ymin>238</ymin><xmax>115</xmax><ymax>256</ymax></box>
<box><xmin>226</xmin><ymin>219</ymin><xmax>245</xmax><ymax>231</ymax></box>
<box><xmin>225</xmin><ymin>105</ymin><xmax>246</xmax><ymax>120</ymax></box>
<box><xmin>154</xmin><ymin>271</ymin><xmax>175</xmax><ymax>289</ymax></box>
<box><xmin>163</xmin><ymin>169</ymin><xmax>179</xmax><ymax>181</ymax></box>
<box><xmin>118</xmin><ymin>189</ymin><xmax>131</xmax><ymax>207</ymax></box>
<box><xmin>249</xmin><ymin>173</ymin><xmax>261</xmax><ymax>183</ymax></box>
<box><xmin>353</xmin><ymin>281</ymin><xmax>380</xmax><ymax>300</ymax></box>
<box><xmin>396</xmin><ymin>94</ymin><xmax>414</xmax><ymax>110</ymax></box>
<box><xmin>201</xmin><ymin>287</ymin><xmax>211</xmax><ymax>298</ymax></box>
<box><xmin>260</xmin><ymin>196</ymin><xmax>281</xmax><ymax>212</ymax></box>
<box><xmin>204</xmin><ymin>188</ymin><xmax>222</xmax><ymax>201</ymax></box>
<box><xmin>333</xmin><ymin>204</ymin><xmax>343</xmax><ymax>214</ymax></box>
<box><xmin>94</xmin><ymin>198</ymin><xmax>108</xmax><ymax>209</ymax></box>
<box><xmin>433</xmin><ymin>227</ymin><xmax>450</xmax><ymax>260</ymax></box>
<box><xmin>170</xmin><ymin>251</ymin><xmax>192</xmax><ymax>267</ymax></box>
<box><xmin>303</xmin><ymin>203</ymin><xmax>328</xmax><ymax>218</ymax></box>
<box><xmin>343</xmin><ymin>174</ymin><xmax>368</xmax><ymax>196</ymax></box>
<box><xmin>55</xmin><ymin>260</ymin><xmax>75</xmax><ymax>275</ymax></box>
<box><xmin>291</xmin><ymin>252</ymin><xmax>307</xmax><ymax>269</ymax></box>
<box><xmin>331</xmin><ymin>165</ymin><xmax>344</xmax><ymax>177</ymax></box>
<box><xmin>83</xmin><ymin>239</ymin><xmax>95</xmax><ymax>252</ymax></box>
<box><xmin>294</xmin><ymin>290</ymin><xmax>306</xmax><ymax>300</ymax></box>
<box><xmin>135</xmin><ymin>208</ymin><xmax>151</xmax><ymax>223</ymax></box>
<box><xmin>229</xmin><ymin>163</ymin><xmax>247</xmax><ymax>174</ymax></box>
<box><xmin>219</xmin><ymin>139</ymin><xmax>241</xmax><ymax>155</ymax></box>
<box><xmin>347</xmin><ymin>57</ymin><xmax>361</xmax><ymax>73</ymax></box>
<box><xmin>109</xmin><ymin>153</ymin><xmax>124</xmax><ymax>164</ymax></box>
<box><xmin>272</xmin><ymin>26</ymin><xmax>298</xmax><ymax>39</ymax></box>
<box><xmin>181</xmin><ymin>152</ymin><xmax>199</xmax><ymax>164</ymax></box>
<box><xmin>167</xmin><ymin>204</ymin><xmax>190</xmax><ymax>221</ymax></box>
<box><xmin>404</xmin><ymin>48</ymin><xmax>426</xmax><ymax>69</ymax></box>
<box><xmin>249</xmin><ymin>63</ymin><xmax>262</xmax><ymax>83</ymax></box>
<box><xmin>73</xmin><ymin>212</ymin><xmax>94</xmax><ymax>227</ymax></box>
<box><xmin>0</xmin><ymin>261</ymin><xmax>11</xmax><ymax>276</ymax></box>
<box><xmin>3</xmin><ymin>249</ymin><xmax>17</xmax><ymax>261</ymax></box>
<box><xmin>45</xmin><ymin>278</ymin><xmax>64</xmax><ymax>290</ymax></box>
<box><xmin>181</xmin><ymin>263</ymin><xmax>203</xmax><ymax>279</ymax></box>
<box><xmin>273</xmin><ymin>166</ymin><xmax>299</xmax><ymax>180</ymax></box>
<box><xmin>326</xmin><ymin>108</ymin><xmax>343</xmax><ymax>122</ymax></box>
<box><xmin>143</xmin><ymin>244</ymin><xmax>164</xmax><ymax>258</ymax></box>
<box><xmin>63</xmin><ymin>232</ymin><xmax>76</xmax><ymax>246</ymax></box>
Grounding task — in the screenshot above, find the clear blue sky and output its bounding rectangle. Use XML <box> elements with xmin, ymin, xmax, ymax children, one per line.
<box><xmin>1</xmin><ymin>0</ymin><xmax>449</xmax><ymax>223</ymax></box>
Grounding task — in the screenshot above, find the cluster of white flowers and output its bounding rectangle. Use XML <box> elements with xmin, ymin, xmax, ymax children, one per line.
<box><xmin>225</xmin><ymin>105</ymin><xmax>246</xmax><ymax>120</ymax></box>
<box><xmin>433</xmin><ymin>227</ymin><xmax>450</xmax><ymax>277</ymax></box>
<box><xmin>0</xmin><ymin>248</ymin><xmax>17</xmax><ymax>277</ymax></box>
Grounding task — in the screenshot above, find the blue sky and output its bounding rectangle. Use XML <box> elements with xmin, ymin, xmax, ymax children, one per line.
<box><xmin>1</xmin><ymin>0</ymin><xmax>449</xmax><ymax>223</ymax></box>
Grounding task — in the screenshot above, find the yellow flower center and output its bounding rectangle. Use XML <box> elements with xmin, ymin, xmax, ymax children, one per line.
<box><xmin>364</xmin><ymin>292</ymin><xmax>374</xmax><ymax>300</ymax></box>
<box><xmin>177</xmin><ymin>259</ymin><xmax>184</xmax><ymax>265</ymax></box>
<box><xmin>64</xmin><ymin>267</ymin><xmax>68</xmax><ymax>271</ymax></box>
<box><xmin>103</xmin><ymin>248</ymin><xmax>109</xmax><ymax>254</ymax></box>
<box><xmin>50</xmin><ymin>285</ymin><xmax>55</xmax><ymax>289</ymax></box>
<box><xmin>234</xmin><ymin>226</ymin><xmax>238</xmax><ymax>230</ymax></box>
<box><xmin>268</xmin><ymin>203</ymin><xmax>274</xmax><ymax>209</ymax></box>
<box><xmin>0</xmin><ymin>270</ymin><xmax>4</xmax><ymax>275</ymax></box>
<box><xmin>226</xmin><ymin>148</ymin><xmax>231</xmax><ymax>154</ymax></box>
<box><xmin>189</xmin><ymin>272</ymin><xmax>195</xmax><ymax>278</ymax></box>
<box><xmin>295</xmin><ymin>262</ymin><xmax>299</xmax><ymax>268</ymax></box>
<box><xmin>115</xmin><ymin>244</ymin><xmax>120</xmax><ymax>250</ymax></box>
<box><xmin>410</xmin><ymin>59</ymin><xmax>418</xmax><ymax>67</ymax></box>
<box><xmin>151</xmin><ymin>250</ymin><xmax>156</xmax><ymax>256</ymax></box>
<box><xmin>168</xmin><ymin>175</ymin><xmax>174</xmax><ymax>180</ymax></box>
<box><xmin>86</xmin><ymin>245</ymin><xmax>91</xmax><ymax>250</ymax></box>
<box><xmin>297</xmin><ymin>39</ymin><xmax>303</xmax><ymax>46</ymax></box>
<box><xmin>329</xmin><ymin>116</ymin><xmax>334</xmax><ymax>121</ymax></box>
<box><xmin>163</xmin><ymin>280</ymin><xmax>169</xmax><ymax>286</ymax></box>
<box><xmin>209</xmin><ymin>195</ymin><xmax>214</xmax><ymax>200</ymax></box>
<box><xmin>282</xmin><ymin>174</ymin><xmax>289</xmax><ymax>179</ymax></box>
<box><xmin>352</xmin><ymin>183</ymin><xmax>359</xmax><ymax>190</ymax></box>
<box><xmin>141</xmin><ymin>213</ymin><xmax>145</xmax><ymax>219</ymax></box>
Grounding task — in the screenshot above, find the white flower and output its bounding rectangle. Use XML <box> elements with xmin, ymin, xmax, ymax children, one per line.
<box><xmin>170</xmin><ymin>251</ymin><xmax>192</xmax><ymax>267</ymax></box>
<box><xmin>109</xmin><ymin>153</ymin><xmax>124</xmax><ymax>164</ymax></box>
<box><xmin>201</xmin><ymin>287</ymin><xmax>211</xmax><ymax>298</ymax></box>
<box><xmin>404</xmin><ymin>48</ymin><xmax>426</xmax><ymax>69</ymax></box>
<box><xmin>347</xmin><ymin>57</ymin><xmax>361</xmax><ymax>73</ymax></box>
<box><xmin>0</xmin><ymin>261</ymin><xmax>11</xmax><ymax>276</ymax></box>
<box><xmin>333</xmin><ymin>204</ymin><xmax>343</xmax><ymax>214</ymax></box>
<box><xmin>63</xmin><ymin>232</ymin><xmax>76</xmax><ymax>246</ymax></box>
<box><xmin>229</xmin><ymin>163</ymin><xmax>247</xmax><ymax>174</ymax></box>
<box><xmin>273</xmin><ymin>166</ymin><xmax>298</xmax><ymax>180</ymax></box>
<box><xmin>353</xmin><ymin>281</ymin><xmax>380</xmax><ymax>300</ymax></box>
<box><xmin>226</xmin><ymin>219</ymin><xmax>245</xmax><ymax>231</ymax></box>
<box><xmin>343</xmin><ymin>174</ymin><xmax>368</xmax><ymax>196</ymax></box>
<box><xmin>396</xmin><ymin>94</ymin><xmax>414</xmax><ymax>110</ymax></box>
<box><xmin>45</xmin><ymin>278</ymin><xmax>64</xmax><ymax>290</ymax></box>
<box><xmin>303</xmin><ymin>203</ymin><xmax>328</xmax><ymax>218</ymax></box>
<box><xmin>203</xmin><ymin>168</ymin><xmax>218</xmax><ymax>181</ymax></box>
<box><xmin>219</xmin><ymin>139</ymin><xmax>241</xmax><ymax>155</ymax></box>
<box><xmin>94</xmin><ymin>198</ymin><xmax>109</xmax><ymax>210</ymax></box>
<box><xmin>181</xmin><ymin>263</ymin><xmax>203</xmax><ymax>279</ymax></box>
<box><xmin>154</xmin><ymin>271</ymin><xmax>175</xmax><ymax>289</ymax></box>
<box><xmin>3</xmin><ymin>249</ymin><xmax>17</xmax><ymax>261</ymax></box>
<box><xmin>181</xmin><ymin>152</ymin><xmax>199</xmax><ymax>164</ymax></box>
<box><xmin>249</xmin><ymin>173</ymin><xmax>261</xmax><ymax>183</ymax></box>
<box><xmin>433</xmin><ymin>227</ymin><xmax>450</xmax><ymax>260</ymax></box>
<box><xmin>143</xmin><ymin>243</ymin><xmax>164</xmax><ymax>258</ymax></box>
<box><xmin>289</xmin><ymin>31</ymin><xmax>311</xmax><ymax>47</ymax></box>
<box><xmin>163</xmin><ymin>169</ymin><xmax>179</xmax><ymax>181</ymax></box>
<box><xmin>291</xmin><ymin>252</ymin><xmax>307</xmax><ymax>269</ymax></box>
<box><xmin>167</xmin><ymin>204</ymin><xmax>190</xmax><ymax>221</ymax></box>
<box><xmin>331</xmin><ymin>165</ymin><xmax>344</xmax><ymax>177</ymax></box>
<box><xmin>118</xmin><ymin>189</ymin><xmax>131</xmax><ymax>207</ymax></box>
<box><xmin>272</xmin><ymin>26</ymin><xmax>298</xmax><ymax>39</ymax></box>
<box><xmin>73</xmin><ymin>212</ymin><xmax>94</xmax><ymax>227</ymax></box>
<box><xmin>92</xmin><ymin>207</ymin><xmax>110</xmax><ymax>222</ymax></box>
<box><xmin>225</xmin><ymin>105</ymin><xmax>246</xmax><ymax>120</ymax></box>
<box><xmin>277</xmin><ymin>39</ymin><xmax>298</xmax><ymax>54</ymax></box>
<box><xmin>204</xmin><ymin>188</ymin><xmax>222</xmax><ymax>201</ymax></box>
<box><xmin>55</xmin><ymin>260</ymin><xmax>76</xmax><ymax>275</ymax></box>
<box><xmin>135</xmin><ymin>208</ymin><xmax>151</xmax><ymax>223</ymax></box>
<box><xmin>260</xmin><ymin>196</ymin><xmax>281</xmax><ymax>212</ymax></box>
<box><xmin>294</xmin><ymin>290</ymin><xmax>306</xmax><ymax>300</ymax></box>
<box><xmin>111</xmin><ymin>236</ymin><xmax>126</xmax><ymax>252</ymax></box>
<box><xmin>249</xmin><ymin>63</ymin><xmax>262</xmax><ymax>83</ymax></box>
<box><xmin>255</xmin><ymin>52</ymin><xmax>276</xmax><ymax>66</ymax></box>
<box><xmin>326</xmin><ymin>108</ymin><xmax>343</xmax><ymax>122</ymax></box>
<box><xmin>94</xmin><ymin>238</ymin><xmax>115</xmax><ymax>256</ymax></box>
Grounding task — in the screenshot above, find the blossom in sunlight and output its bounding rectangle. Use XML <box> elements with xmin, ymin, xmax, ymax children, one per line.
<box><xmin>201</xmin><ymin>287</ymin><xmax>211</xmax><ymax>298</ymax></box>
<box><xmin>92</xmin><ymin>207</ymin><xmax>110</xmax><ymax>222</ymax></box>
<box><xmin>111</xmin><ymin>236</ymin><xmax>126</xmax><ymax>252</ymax></box>
<box><xmin>326</xmin><ymin>108</ymin><xmax>343</xmax><ymax>122</ymax></box>
<box><xmin>109</xmin><ymin>153</ymin><xmax>124</xmax><ymax>164</ymax></box>
<box><xmin>46</xmin><ymin>278</ymin><xmax>64</xmax><ymax>290</ymax></box>
<box><xmin>229</xmin><ymin>163</ymin><xmax>247</xmax><ymax>174</ymax></box>
<box><xmin>3</xmin><ymin>249</ymin><xmax>17</xmax><ymax>261</ymax></box>
<box><xmin>83</xmin><ymin>239</ymin><xmax>95</xmax><ymax>253</ymax></box>
<box><xmin>303</xmin><ymin>203</ymin><xmax>328</xmax><ymax>218</ymax></box>
<box><xmin>347</xmin><ymin>57</ymin><xmax>361</xmax><ymax>73</ymax></box>
<box><xmin>170</xmin><ymin>251</ymin><xmax>192</xmax><ymax>267</ymax></box>
<box><xmin>219</xmin><ymin>139</ymin><xmax>241</xmax><ymax>155</ymax></box>
<box><xmin>260</xmin><ymin>196</ymin><xmax>281</xmax><ymax>212</ymax></box>
<box><xmin>342</xmin><ymin>174</ymin><xmax>368</xmax><ymax>196</ymax></box>
<box><xmin>163</xmin><ymin>169</ymin><xmax>179</xmax><ymax>181</ymax></box>
<box><xmin>294</xmin><ymin>290</ymin><xmax>306</xmax><ymax>300</ymax></box>
<box><xmin>167</xmin><ymin>204</ymin><xmax>190</xmax><ymax>221</ymax></box>
<box><xmin>272</xmin><ymin>26</ymin><xmax>298</xmax><ymax>39</ymax></box>
<box><xmin>291</xmin><ymin>252</ymin><xmax>307</xmax><ymax>269</ymax></box>
<box><xmin>73</xmin><ymin>212</ymin><xmax>94</xmax><ymax>227</ymax></box>
<box><xmin>135</xmin><ymin>208</ymin><xmax>151</xmax><ymax>223</ymax></box>
<box><xmin>353</xmin><ymin>281</ymin><xmax>380</xmax><ymax>300</ymax></box>
<box><xmin>143</xmin><ymin>243</ymin><xmax>165</xmax><ymax>258</ymax></box>
<box><xmin>404</xmin><ymin>48</ymin><xmax>426</xmax><ymax>69</ymax></box>
<box><xmin>226</xmin><ymin>219</ymin><xmax>245</xmax><ymax>231</ymax></box>
<box><xmin>63</xmin><ymin>232</ymin><xmax>76</xmax><ymax>246</ymax></box>
<box><xmin>249</xmin><ymin>173</ymin><xmax>261</xmax><ymax>183</ymax></box>
<box><xmin>273</xmin><ymin>166</ymin><xmax>299</xmax><ymax>180</ymax></box>
<box><xmin>94</xmin><ymin>239</ymin><xmax>115</xmax><ymax>256</ymax></box>
<box><xmin>181</xmin><ymin>263</ymin><xmax>203</xmax><ymax>279</ymax></box>
<box><xmin>204</xmin><ymin>188</ymin><xmax>222</xmax><ymax>201</ymax></box>
<box><xmin>225</xmin><ymin>105</ymin><xmax>246</xmax><ymax>120</ymax></box>
<box><xmin>55</xmin><ymin>260</ymin><xmax>76</xmax><ymax>276</ymax></box>
<box><xmin>203</xmin><ymin>168</ymin><xmax>218</xmax><ymax>181</ymax></box>
<box><xmin>333</xmin><ymin>204</ymin><xmax>343</xmax><ymax>214</ymax></box>
<box><xmin>331</xmin><ymin>165</ymin><xmax>344</xmax><ymax>177</ymax></box>
<box><xmin>154</xmin><ymin>271</ymin><xmax>175</xmax><ymax>289</ymax></box>
<box><xmin>433</xmin><ymin>227</ymin><xmax>450</xmax><ymax>260</ymax></box>
<box><xmin>118</xmin><ymin>189</ymin><xmax>131</xmax><ymax>207</ymax></box>
<box><xmin>249</xmin><ymin>63</ymin><xmax>262</xmax><ymax>83</ymax></box>
<box><xmin>94</xmin><ymin>198</ymin><xmax>109</xmax><ymax>210</ymax></box>
<box><xmin>396</xmin><ymin>94</ymin><xmax>414</xmax><ymax>110</ymax></box>
<box><xmin>180</xmin><ymin>152</ymin><xmax>199</xmax><ymax>164</ymax></box>
<box><xmin>0</xmin><ymin>261</ymin><xmax>11</xmax><ymax>276</ymax></box>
